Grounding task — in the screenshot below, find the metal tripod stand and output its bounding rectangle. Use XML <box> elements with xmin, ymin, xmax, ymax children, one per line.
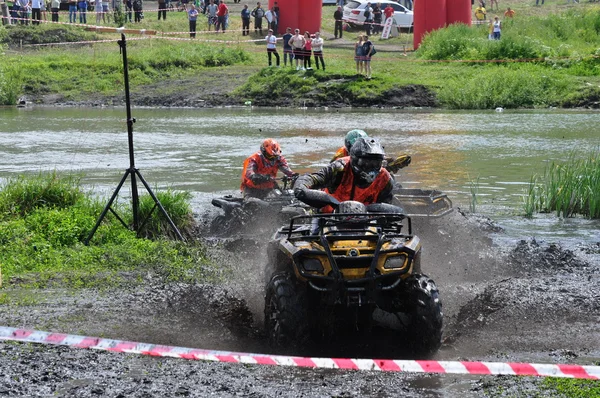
<box><xmin>85</xmin><ymin>34</ymin><xmax>184</xmax><ymax>244</ymax></box>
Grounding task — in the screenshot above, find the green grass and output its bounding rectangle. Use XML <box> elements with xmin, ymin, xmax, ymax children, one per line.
<box><xmin>524</xmin><ymin>151</ymin><xmax>600</xmax><ymax>219</ymax></box>
<box><xmin>0</xmin><ymin>172</ymin><xmax>217</xmax><ymax>287</ymax></box>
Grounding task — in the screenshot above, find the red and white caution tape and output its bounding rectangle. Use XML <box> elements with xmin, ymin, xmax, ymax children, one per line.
<box><xmin>0</xmin><ymin>326</ymin><xmax>598</xmax><ymax>379</ymax></box>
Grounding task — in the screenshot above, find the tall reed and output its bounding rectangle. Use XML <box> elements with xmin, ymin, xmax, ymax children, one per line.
<box><xmin>523</xmin><ymin>151</ymin><xmax>600</xmax><ymax>219</ymax></box>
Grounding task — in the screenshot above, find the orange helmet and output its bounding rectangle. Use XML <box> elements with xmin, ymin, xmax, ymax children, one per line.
<box><xmin>260</xmin><ymin>138</ymin><xmax>281</xmax><ymax>160</ymax></box>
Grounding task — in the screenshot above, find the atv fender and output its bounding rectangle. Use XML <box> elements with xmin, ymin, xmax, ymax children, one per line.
<box><xmin>211</xmin><ymin>197</ymin><xmax>243</xmax><ymax>215</ymax></box>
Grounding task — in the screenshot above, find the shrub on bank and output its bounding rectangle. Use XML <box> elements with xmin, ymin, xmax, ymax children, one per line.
<box><xmin>524</xmin><ymin>151</ymin><xmax>600</xmax><ymax>219</ymax></box>
<box><xmin>0</xmin><ymin>173</ymin><xmax>213</xmax><ymax>286</ymax></box>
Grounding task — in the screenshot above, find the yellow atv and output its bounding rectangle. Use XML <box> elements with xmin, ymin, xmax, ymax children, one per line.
<box><xmin>264</xmin><ymin>190</ymin><xmax>445</xmax><ymax>358</ymax></box>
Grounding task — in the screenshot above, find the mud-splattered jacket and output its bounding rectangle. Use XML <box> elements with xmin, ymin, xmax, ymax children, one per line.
<box><xmin>241</xmin><ymin>152</ymin><xmax>295</xmax><ymax>190</ymax></box>
<box><xmin>294</xmin><ymin>156</ymin><xmax>393</xmax><ymax>212</ymax></box>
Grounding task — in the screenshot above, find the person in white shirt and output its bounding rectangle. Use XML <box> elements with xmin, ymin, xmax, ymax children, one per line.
<box><xmin>31</xmin><ymin>0</ymin><xmax>42</xmax><ymax>24</ymax></box>
<box><xmin>265</xmin><ymin>29</ymin><xmax>280</xmax><ymax>67</ymax></box>
<box><xmin>312</xmin><ymin>31</ymin><xmax>325</xmax><ymax>71</ymax></box>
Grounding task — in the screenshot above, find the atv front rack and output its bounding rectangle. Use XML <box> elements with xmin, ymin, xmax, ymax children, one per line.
<box><xmin>280</xmin><ymin>213</ymin><xmax>417</xmax><ymax>304</ymax></box>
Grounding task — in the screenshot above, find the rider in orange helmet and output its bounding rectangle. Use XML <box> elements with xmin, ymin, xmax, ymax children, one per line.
<box><xmin>241</xmin><ymin>138</ymin><xmax>298</xmax><ymax>199</ymax></box>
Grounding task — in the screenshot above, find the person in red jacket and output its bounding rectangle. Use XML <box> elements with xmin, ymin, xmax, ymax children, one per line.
<box><xmin>294</xmin><ymin>136</ymin><xmax>393</xmax><ymax>212</ymax></box>
<box><xmin>241</xmin><ymin>138</ymin><xmax>297</xmax><ymax>199</ymax></box>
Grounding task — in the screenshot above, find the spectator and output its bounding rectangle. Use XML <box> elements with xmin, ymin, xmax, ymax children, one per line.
<box><xmin>188</xmin><ymin>4</ymin><xmax>198</xmax><ymax>37</ymax></box>
<box><xmin>383</xmin><ymin>2</ymin><xmax>393</xmax><ymax>23</ymax></box>
<box><xmin>68</xmin><ymin>0</ymin><xmax>77</xmax><ymax>22</ymax></box>
<box><xmin>125</xmin><ymin>0</ymin><xmax>132</xmax><ymax>22</ymax></box>
<box><xmin>251</xmin><ymin>1</ymin><xmax>264</xmax><ymax>35</ymax></box>
<box><xmin>265</xmin><ymin>6</ymin><xmax>277</xmax><ymax>34</ymax></box>
<box><xmin>372</xmin><ymin>2</ymin><xmax>382</xmax><ymax>34</ymax></box>
<box><xmin>132</xmin><ymin>0</ymin><xmax>142</xmax><ymax>22</ymax></box>
<box><xmin>303</xmin><ymin>31</ymin><xmax>312</xmax><ymax>70</ymax></box>
<box><xmin>41</xmin><ymin>0</ymin><xmax>47</xmax><ymax>21</ymax></box>
<box><xmin>489</xmin><ymin>0</ymin><xmax>497</xmax><ymax>11</ymax></box>
<box><xmin>271</xmin><ymin>1</ymin><xmax>279</xmax><ymax>33</ymax></box>
<box><xmin>78</xmin><ymin>0</ymin><xmax>87</xmax><ymax>23</ymax></box>
<box><xmin>282</xmin><ymin>26</ymin><xmax>293</xmax><ymax>66</ymax></box>
<box><xmin>474</xmin><ymin>3</ymin><xmax>486</xmax><ymax>24</ymax></box>
<box><xmin>158</xmin><ymin>0</ymin><xmax>166</xmax><ymax>20</ymax></box>
<box><xmin>354</xmin><ymin>34</ymin><xmax>364</xmax><ymax>75</ymax></box>
<box><xmin>312</xmin><ymin>31</ymin><xmax>325</xmax><ymax>71</ymax></box>
<box><xmin>363</xmin><ymin>2</ymin><xmax>373</xmax><ymax>36</ymax></box>
<box><xmin>334</xmin><ymin>5</ymin><xmax>343</xmax><ymax>39</ymax></box>
<box><xmin>504</xmin><ymin>7</ymin><xmax>514</xmax><ymax>18</ymax></box>
<box><xmin>205</xmin><ymin>0</ymin><xmax>217</xmax><ymax>30</ymax></box>
<box><xmin>31</xmin><ymin>0</ymin><xmax>41</xmax><ymax>25</ymax></box>
<box><xmin>50</xmin><ymin>0</ymin><xmax>59</xmax><ymax>21</ymax></box>
<box><xmin>487</xmin><ymin>18</ymin><xmax>493</xmax><ymax>39</ymax></box>
<box><xmin>288</xmin><ymin>28</ymin><xmax>305</xmax><ymax>70</ymax></box>
<box><xmin>265</xmin><ymin>29</ymin><xmax>280</xmax><ymax>67</ymax></box>
<box><xmin>241</xmin><ymin>4</ymin><xmax>250</xmax><ymax>35</ymax></box>
<box><xmin>17</xmin><ymin>0</ymin><xmax>29</xmax><ymax>24</ymax></box>
<box><xmin>535</xmin><ymin>0</ymin><xmax>544</xmax><ymax>5</ymax></box>
<box><xmin>492</xmin><ymin>15</ymin><xmax>501</xmax><ymax>39</ymax></box>
<box><xmin>215</xmin><ymin>0</ymin><xmax>227</xmax><ymax>32</ymax></box>
<box><xmin>362</xmin><ymin>34</ymin><xmax>373</xmax><ymax>79</ymax></box>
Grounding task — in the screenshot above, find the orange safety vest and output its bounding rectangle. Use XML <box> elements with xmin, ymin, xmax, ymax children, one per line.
<box><xmin>240</xmin><ymin>153</ymin><xmax>278</xmax><ymax>190</ymax></box>
<box><xmin>331</xmin><ymin>146</ymin><xmax>348</xmax><ymax>162</ymax></box>
<box><xmin>322</xmin><ymin>156</ymin><xmax>391</xmax><ymax>213</ymax></box>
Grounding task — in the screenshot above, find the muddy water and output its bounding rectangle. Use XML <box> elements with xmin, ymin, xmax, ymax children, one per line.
<box><xmin>1</xmin><ymin>106</ymin><xmax>598</xmax><ymax>243</ymax></box>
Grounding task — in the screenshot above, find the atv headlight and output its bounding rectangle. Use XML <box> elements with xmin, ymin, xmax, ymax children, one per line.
<box><xmin>384</xmin><ymin>254</ymin><xmax>408</xmax><ymax>270</ymax></box>
<box><xmin>301</xmin><ymin>258</ymin><xmax>324</xmax><ymax>272</ymax></box>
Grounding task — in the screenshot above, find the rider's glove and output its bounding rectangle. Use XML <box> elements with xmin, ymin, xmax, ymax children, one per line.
<box><xmin>386</xmin><ymin>155</ymin><xmax>412</xmax><ymax>173</ymax></box>
<box><xmin>251</xmin><ymin>174</ymin><xmax>271</xmax><ymax>184</ymax></box>
<box><xmin>294</xmin><ymin>187</ymin><xmax>307</xmax><ymax>200</ymax></box>
<box><xmin>291</xmin><ymin>173</ymin><xmax>300</xmax><ymax>178</ymax></box>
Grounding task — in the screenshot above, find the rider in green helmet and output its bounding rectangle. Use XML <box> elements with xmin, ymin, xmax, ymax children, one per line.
<box><xmin>331</xmin><ymin>129</ymin><xmax>412</xmax><ymax>174</ymax></box>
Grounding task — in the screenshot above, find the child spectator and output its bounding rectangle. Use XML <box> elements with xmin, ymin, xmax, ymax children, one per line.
<box><xmin>265</xmin><ymin>29</ymin><xmax>280</xmax><ymax>67</ymax></box>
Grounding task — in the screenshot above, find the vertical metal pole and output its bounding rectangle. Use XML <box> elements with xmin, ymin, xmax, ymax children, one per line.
<box><xmin>119</xmin><ymin>33</ymin><xmax>140</xmax><ymax>233</ymax></box>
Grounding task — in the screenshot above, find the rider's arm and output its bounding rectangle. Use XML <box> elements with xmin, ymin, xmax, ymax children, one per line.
<box><xmin>277</xmin><ymin>156</ymin><xmax>296</xmax><ymax>177</ymax></box>
<box><xmin>294</xmin><ymin>159</ymin><xmax>345</xmax><ymax>192</ymax></box>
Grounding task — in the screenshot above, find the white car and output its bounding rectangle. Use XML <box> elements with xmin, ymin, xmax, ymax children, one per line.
<box><xmin>343</xmin><ymin>0</ymin><xmax>413</xmax><ymax>29</ymax></box>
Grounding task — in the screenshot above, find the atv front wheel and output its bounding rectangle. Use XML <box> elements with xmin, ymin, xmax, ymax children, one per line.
<box><xmin>403</xmin><ymin>274</ymin><xmax>443</xmax><ymax>358</ymax></box>
<box><xmin>264</xmin><ymin>272</ymin><xmax>310</xmax><ymax>351</ymax></box>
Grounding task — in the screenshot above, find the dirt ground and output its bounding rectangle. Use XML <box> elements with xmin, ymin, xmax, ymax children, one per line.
<box><xmin>1</xmin><ymin>209</ymin><xmax>599</xmax><ymax>397</ymax></box>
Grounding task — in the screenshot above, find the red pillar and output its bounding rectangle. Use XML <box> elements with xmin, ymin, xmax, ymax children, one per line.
<box><xmin>413</xmin><ymin>0</ymin><xmax>447</xmax><ymax>50</ymax></box>
<box><xmin>446</xmin><ymin>0</ymin><xmax>471</xmax><ymax>26</ymax></box>
<box><xmin>270</xmin><ymin>0</ymin><xmax>322</xmax><ymax>35</ymax></box>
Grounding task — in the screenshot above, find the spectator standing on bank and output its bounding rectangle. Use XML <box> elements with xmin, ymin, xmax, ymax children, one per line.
<box><xmin>158</xmin><ymin>0</ymin><xmax>167</xmax><ymax>20</ymax></box>
<box><xmin>362</xmin><ymin>34</ymin><xmax>373</xmax><ymax>79</ymax></box>
<box><xmin>17</xmin><ymin>0</ymin><xmax>29</xmax><ymax>24</ymax></box>
<box><xmin>30</xmin><ymin>0</ymin><xmax>41</xmax><ymax>25</ymax></box>
<box><xmin>303</xmin><ymin>31</ymin><xmax>313</xmax><ymax>70</ymax></box>
<box><xmin>50</xmin><ymin>0</ymin><xmax>59</xmax><ymax>21</ymax></box>
<box><xmin>41</xmin><ymin>0</ymin><xmax>47</xmax><ymax>22</ymax></box>
<box><xmin>372</xmin><ymin>2</ymin><xmax>382</xmax><ymax>34</ymax></box>
<box><xmin>289</xmin><ymin>28</ymin><xmax>305</xmax><ymax>70</ymax></box>
<box><xmin>474</xmin><ymin>3</ymin><xmax>486</xmax><ymax>24</ymax></box>
<box><xmin>535</xmin><ymin>0</ymin><xmax>544</xmax><ymax>5</ymax></box>
<box><xmin>241</xmin><ymin>4</ymin><xmax>250</xmax><ymax>35</ymax></box>
<box><xmin>492</xmin><ymin>16</ymin><xmax>501</xmax><ymax>39</ymax></box>
<box><xmin>489</xmin><ymin>0</ymin><xmax>497</xmax><ymax>10</ymax></box>
<box><xmin>363</xmin><ymin>2</ymin><xmax>373</xmax><ymax>35</ymax></box>
<box><xmin>68</xmin><ymin>0</ymin><xmax>77</xmax><ymax>22</ymax></box>
<box><xmin>132</xmin><ymin>0</ymin><xmax>142</xmax><ymax>22</ymax></box>
<box><xmin>251</xmin><ymin>1</ymin><xmax>264</xmax><ymax>35</ymax></box>
<box><xmin>206</xmin><ymin>0</ymin><xmax>217</xmax><ymax>30</ymax></box>
<box><xmin>334</xmin><ymin>5</ymin><xmax>343</xmax><ymax>39</ymax></box>
<box><xmin>266</xmin><ymin>28</ymin><xmax>280</xmax><ymax>67</ymax></box>
<box><xmin>215</xmin><ymin>0</ymin><xmax>227</xmax><ymax>31</ymax></box>
<box><xmin>504</xmin><ymin>6</ymin><xmax>514</xmax><ymax>17</ymax></box>
<box><xmin>383</xmin><ymin>2</ymin><xmax>393</xmax><ymax>23</ymax></box>
<box><xmin>78</xmin><ymin>0</ymin><xmax>87</xmax><ymax>23</ymax></box>
<box><xmin>355</xmin><ymin>34</ymin><xmax>364</xmax><ymax>75</ymax></box>
<box><xmin>282</xmin><ymin>26</ymin><xmax>294</xmax><ymax>66</ymax></box>
<box><xmin>271</xmin><ymin>1</ymin><xmax>279</xmax><ymax>33</ymax></box>
<box><xmin>125</xmin><ymin>0</ymin><xmax>132</xmax><ymax>22</ymax></box>
<box><xmin>312</xmin><ymin>31</ymin><xmax>325</xmax><ymax>71</ymax></box>
<box><xmin>188</xmin><ymin>4</ymin><xmax>198</xmax><ymax>37</ymax></box>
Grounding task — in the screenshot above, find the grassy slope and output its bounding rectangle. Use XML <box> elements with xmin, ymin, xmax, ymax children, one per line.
<box><xmin>2</xmin><ymin>0</ymin><xmax>600</xmax><ymax>107</ymax></box>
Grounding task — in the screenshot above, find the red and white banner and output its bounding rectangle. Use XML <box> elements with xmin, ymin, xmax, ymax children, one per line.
<box><xmin>1</xmin><ymin>326</ymin><xmax>599</xmax><ymax>379</ymax></box>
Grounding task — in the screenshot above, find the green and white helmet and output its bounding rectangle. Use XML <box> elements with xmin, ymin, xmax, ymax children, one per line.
<box><xmin>344</xmin><ymin>129</ymin><xmax>368</xmax><ymax>152</ymax></box>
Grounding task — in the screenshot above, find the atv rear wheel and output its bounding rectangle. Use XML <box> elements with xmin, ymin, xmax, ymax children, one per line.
<box><xmin>402</xmin><ymin>274</ymin><xmax>443</xmax><ymax>358</ymax></box>
<box><xmin>264</xmin><ymin>272</ymin><xmax>310</xmax><ymax>351</ymax></box>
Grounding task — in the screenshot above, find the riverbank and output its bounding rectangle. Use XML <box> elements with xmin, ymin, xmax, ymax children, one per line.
<box><xmin>3</xmin><ymin>1</ymin><xmax>600</xmax><ymax>109</ymax></box>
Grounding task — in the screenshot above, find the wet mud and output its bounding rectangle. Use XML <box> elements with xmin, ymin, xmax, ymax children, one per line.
<box><xmin>1</xmin><ymin>210</ymin><xmax>599</xmax><ymax>396</ymax></box>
